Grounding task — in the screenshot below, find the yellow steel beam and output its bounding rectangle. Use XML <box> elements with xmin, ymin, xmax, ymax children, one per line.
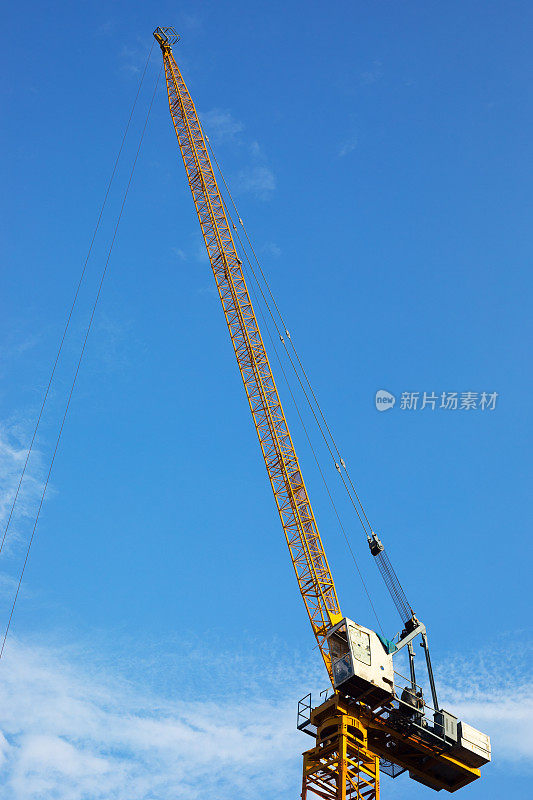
<box><xmin>154</xmin><ymin>30</ymin><xmax>342</xmax><ymax>677</ymax></box>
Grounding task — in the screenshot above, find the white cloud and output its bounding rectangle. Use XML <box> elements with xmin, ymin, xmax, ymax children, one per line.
<box><xmin>360</xmin><ymin>60</ymin><xmax>383</xmax><ymax>85</ymax></box>
<box><xmin>454</xmin><ymin>692</ymin><xmax>532</xmax><ymax>763</ymax></box>
<box><xmin>0</xmin><ymin>638</ymin><xmax>303</xmax><ymax>800</ymax></box>
<box><xmin>0</xmin><ymin>430</ymin><xmax>28</xmax><ymax>528</ymax></box>
<box><xmin>199</xmin><ymin>110</ymin><xmax>276</xmax><ymax>199</ymax></box>
<box><xmin>194</xmin><ymin>239</ymin><xmax>209</xmax><ymax>264</ymax></box>
<box><xmin>236</xmin><ymin>166</ymin><xmax>276</xmax><ymax>200</ymax></box>
<box><xmin>249</xmin><ymin>140</ymin><xmax>262</xmax><ymax>157</ymax></box>
<box><xmin>178</xmin><ymin>12</ymin><xmax>203</xmax><ymax>32</ymax></box>
<box><xmin>0</xmin><ymin>334</ymin><xmax>41</xmax><ymax>382</ymax></box>
<box><xmin>199</xmin><ymin>109</ymin><xmax>244</xmax><ymax>144</ymax></box>
<box><xmin>262</xmin><ymin>242</ymin><xmax>282</xmax><ymax>258</ymax></box>
<box><xmin>197</xmin><ymin>284</ymin><xmax>218</xmax><ymax>297</ymax></box>
<box><xmin>119</xmin><ymin>45</ymin><xmax>141</xmax><ymax>76</ymax></box>
<box><xmin>0</xmin><ymin>422</ymin><xmax>45</xmax><ymax>554</ymax></box>
<box><xmin>97</xmin><ymin>20</ymin><xmax>114</xmax><ymax>37</ymax></box>
<box><xmin>0</xmin><ymin>573</ymin><xmax>28</xmax><ymax>601</ymax></box>
<box><xmin>437</xmin><ymin>644</ymin><xmax>533</xmax><ymax>765</ymax></box>
<box><xmin>93</xmin><ymin>311</ymin><xmax>136</xmax><ymax>373</ymax></box>
<box><xmin>0</xmin><ymin>640</ymin><xmax>533</xmax><ymax>800</ymax></box>
<box><xmin>0</xmin><ymin>415</ymin><xmax>49</xmax><ymax>615</ymax></box>
<box><xmin>338</xmin><ymin>134</ymin><xmax>358</xmax><ymax>158</ymax></box>
<box><xmin>0</xmin><ymin>630</ymin><xmax>529</xmax><ymax>798</ymax></box>
<box><xmin>168</xmin><ymin>234</ymin><xmax>210</xmax><ymax>266</ymax></box>
<box><xmin>118</xmin><ymin>40</ymin><xmax>153</xmax><ymax>77</ymax></box>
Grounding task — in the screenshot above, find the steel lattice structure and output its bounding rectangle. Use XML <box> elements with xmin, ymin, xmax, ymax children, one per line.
<box><xmin>155</xmin><ymin>28</ymin><xmax>342</xmax><ymax>676</ymax></box>
<box><xmin>302</xmin><ymin>704</ymin><xmax>379</xmax><ymax>800</ymax></box>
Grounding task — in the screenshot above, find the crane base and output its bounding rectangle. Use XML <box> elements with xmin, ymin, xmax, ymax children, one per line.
<box><xmin>301</xmin><ymin>693</ymin><xmax>482</xmax><ymax>796</ymax></box>
<box><xmin>301</xmin><ymin>698</ymin><xmax>379</xmax><ymax>800</ymax></box>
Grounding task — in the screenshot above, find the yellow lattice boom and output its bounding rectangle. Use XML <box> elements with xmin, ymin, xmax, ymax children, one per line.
<box><xmin>154</xmin><ymin>27</ymin><xmax>342</xmax><ymax>678</ymax></box>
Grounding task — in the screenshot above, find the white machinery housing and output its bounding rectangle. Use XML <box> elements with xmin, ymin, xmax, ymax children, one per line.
<box><xmin>450</xmin><ymin>721</ymin><xmax>491</xmax><ymax>767</ymax></box>
<box><xmin>327</xmin><ymin>618</ymin><xmax>394</xmax><ymax>708</ymax></box>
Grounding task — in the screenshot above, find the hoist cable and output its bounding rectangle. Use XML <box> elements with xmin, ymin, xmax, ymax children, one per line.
<box><xmin>228</xmin><ymin>207</ymin><xmax>370</xmax><ymax>537</ymax></box>
<box><xmin>205</xmin><ymin>137</ymin><xmax>373</xmax><ymax>537</ymax></box>
<box><xmin>217</xmin><ymin>183</ymin><xmax>384</xmax><ymax>632</ymax></box>
<box><xmin>0</xmin><ymin>41</ymin><xmax>155</xmax><ymax>559</ymax></box>
<box><xmin>205</xmin><ymin>135</ymin><xmax>415</xmax><ymax>625</ymax></box>
<box><xmin>0</xmin><ymin>65</ymin><xmax>162</xmax><ymax>661</ymax></box>
<box><xmin>374</xmin><ymin>548</ymin><xmax>412</xmax><ymax>623</ymax></box>
<box><xmin>242</xmin><ymin>258</ymin><xmax>384</xmax><ymax>634</ymax></box>
<box><xmin>205</xmin><ymin>139</ymin><xmax>373</xmax><ymax>522</ymax></box>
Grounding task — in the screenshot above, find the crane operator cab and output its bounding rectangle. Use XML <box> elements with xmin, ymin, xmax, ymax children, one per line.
<box><xmin>327</xmin><ymin>617</ymin><xmax>395</xmax><ymax>708</ymax></box>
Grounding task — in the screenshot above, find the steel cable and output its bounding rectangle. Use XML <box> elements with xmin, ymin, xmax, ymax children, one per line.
<box><xmin>0</xmin><ymin>41</ymin><xmax>155</xmax><ymax>559</ymax></box>
<box><xmin>204</xmin><ymin>134</ymin><xmax>415</xmax><ymax>624</ymax></box>
<box><xmin>205</xmin><ymin>138</ymin><xmax>375</xmax><ymax>535</ymax></box>
<box><xmin>234</xmin><ymin>222</ymin><xmax>384</xmax><ymax>634</ymax></box>
<box><xmin>0</xmin><ymin>65</ymin><xmax>162</xmax><ymax>661</ymax></box>
<box><xmin>206</xmin><ymin>142</ymin><xmax>384</xmax><ymax>630</ymax></box>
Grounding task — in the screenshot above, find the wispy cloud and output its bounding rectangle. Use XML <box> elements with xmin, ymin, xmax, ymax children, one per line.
<box><xmin>199</xmin><ymin>109</ymin><xmax>276</xmax><ymax>200</ymax></box>
<box><xmin>170</xmin><ymin>234</ymin><xmax>210</xmax><ymax>267</ymax></box>
<box><xmin>262</xmin><ymin>242</ymin><xmax>282</xmax><ymax>258</ymax></box>
<box><xmin>236</xmin><ymin>165</ymin><xmax>276</xmax><ymax>200</ymax></box>
<box><xmin>0</xmin><ymin>418</ymin><xmax>45</xmax><ymax>621</ymax></box>
<box><xmin>338</xmin><ymin>134</ymin><xmax>358</xmax><ymax>158</ymax></box>
<box><xmin>0</xmin><ymin>421</ymin><xmax>45</xmax><ymax>553</ymax></box>
<box><xmin>172</xmin><ymin>247</ymin><xmax>187</xmax><ymax>261</ymax></box>
<box><xmin>118</xmin><ymin>39</ymin><xmax>155</xmax><ymax>77</ymax></box>
<box><xmin>249</xmin><ymin>140</ymin><xmax>262</xmax><ymax>158</ymax></box>
<box><xmin>96</xmin><ymin>20</ymin><xmax>114</xmax><ymax>37</ymax></box>
<box><xmin>437</xmin><ymin>641</ymin><xmax>533</xmax><ymax>765</ymax></box>
<box><xmin>0</xmin><ymin>632</ymin><xmax>530</xmax><ymax>799</ymax></box>
<box><xmin>0</xmin><ymin>638</ymin><xmax>304</xmax><ymax>800</ymax></box>
<box><xmin>0</xmin><ymin>572</ymin><xmax>31</xmax><ymax>603</ymax></box>
<box><xmin>119</xmin><ymin>45</ymin><xmax>142</xmax><ymax>75</ymax></box>
<box><xmin>92</xmin><ymin>311</ymin><xmax>138</xmax><ymax>374</ymax></box>
<box><xmin>199</xmin><ymin>109</ymin><xmax>244</xmax><ymax>144</ymax></box>
<box><xmin>0</xmin><ymin>333</ymin><xmax>41</xmax><ymax>381</ymax></box>
<box><xmin>178</xmin><ymin>12</ymin><xmax>203</xmax><ymax>32</ymax></box>
<box><xmin>360</xmin><ymin>59</ymin><xmax>383</xmax><ymax>85</ymax></box>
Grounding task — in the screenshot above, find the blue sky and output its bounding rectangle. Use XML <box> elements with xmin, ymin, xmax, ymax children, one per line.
<box><xmin>1</xmin><ymin>1</ymin><xmax>531</xmax><ymax>798</ymax></box>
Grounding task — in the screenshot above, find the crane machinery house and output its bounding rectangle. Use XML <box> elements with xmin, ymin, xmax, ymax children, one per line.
<box><xmin>152</xmin><ymin>25</ymin><xmax>491</xmax><ymax>799</ymax></box>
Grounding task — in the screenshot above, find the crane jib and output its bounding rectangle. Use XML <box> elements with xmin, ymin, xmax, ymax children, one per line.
<box><xmin>156</xmin><ymin>35</ymin><xmax>342</xmax><ymax>677</ymax></box>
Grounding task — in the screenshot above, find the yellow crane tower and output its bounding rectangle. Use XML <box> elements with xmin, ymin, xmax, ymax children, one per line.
<box><xmin>153</xmin><ymin>27</ymin><xmax>491</xmax><ymax>800</ymax></box>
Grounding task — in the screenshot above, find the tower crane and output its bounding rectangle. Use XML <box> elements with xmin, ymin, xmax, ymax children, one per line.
<box><xmin>153</xmin><ymin>27</ymin><xmax>491</xmax><ymax>799</ymax></box>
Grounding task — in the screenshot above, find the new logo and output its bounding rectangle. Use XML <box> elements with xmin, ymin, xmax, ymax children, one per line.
<box><xmin>375</xmin><ymin>390</ymin><xmax>396</xmax><ymax>411</ymax></box>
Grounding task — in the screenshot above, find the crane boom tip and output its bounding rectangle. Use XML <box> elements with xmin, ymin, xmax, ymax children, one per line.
<box><xmin>153</xmin><ymin>26</ymin><xmax>180</xmax><ymax>47</ymax></box>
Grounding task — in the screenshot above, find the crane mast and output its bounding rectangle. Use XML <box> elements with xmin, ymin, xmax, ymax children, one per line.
<box><xmin>154</xmin><ymin>28</ymin><xmax>342</xmax><ymax>677</ymax></box>
<box><xmin>154</xmin><ymin>26</ymin><xmax>490</xmax><ymax>800</ymax></box>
